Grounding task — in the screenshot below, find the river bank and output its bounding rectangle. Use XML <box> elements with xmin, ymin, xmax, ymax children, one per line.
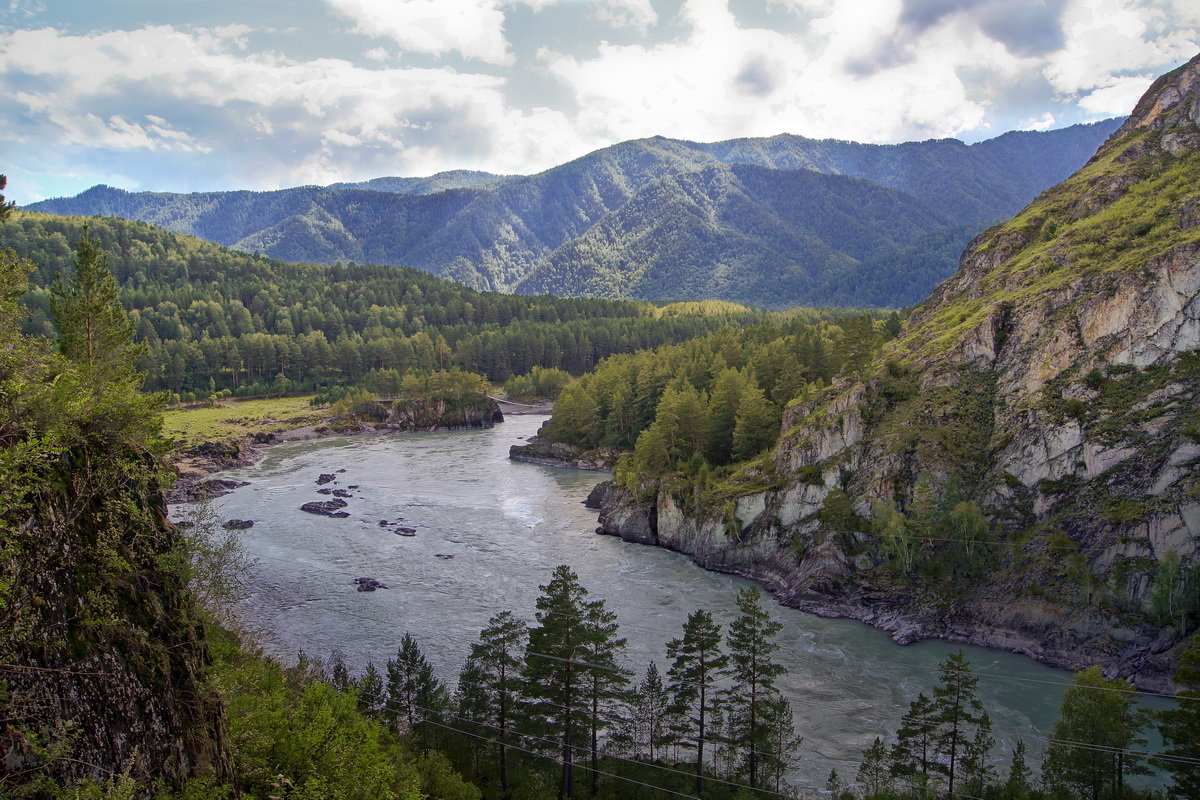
<box><xmin>505</xmin><ymin>436</ymin><xmax>1184</xmax><ymax>693</ymax></box>
<box><xmin>183</xmin><ymin>415</ymin><xmax>1095</xmax><ymax>787</ymax></box>
<box><xmin>167</xmin><ymin>394</ymin><xmax>510</xmax><ymax>502</ymax></box>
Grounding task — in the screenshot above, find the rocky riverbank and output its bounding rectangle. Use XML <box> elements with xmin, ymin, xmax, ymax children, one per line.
<box><xmin>590</xmin><ymin>478</ymin><xmax>1186</xmax><ymax>693</ymax></box>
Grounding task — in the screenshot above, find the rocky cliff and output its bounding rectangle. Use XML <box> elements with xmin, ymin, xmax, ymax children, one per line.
<box><xmin>598</xmin><ymin>54</ymin><xmax>1200</xmax><ymax>689</ymax></box>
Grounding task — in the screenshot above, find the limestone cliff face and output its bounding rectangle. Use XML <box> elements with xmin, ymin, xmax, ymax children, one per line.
<box><xmin>599</xmin><ymin>54</ymin><xmax>1200</xmax><ymax>688</ymax></box>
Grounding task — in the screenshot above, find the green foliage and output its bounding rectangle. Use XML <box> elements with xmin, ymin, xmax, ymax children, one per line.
<box><xmin>666</xmin><ymin>609</ymin><xmax>729</xmax><ymax>796</ymax></box>
<box><xmin>503</xmin><ymin>366</ymin><xmax>572</xmax><ymax>401</ymax></box>
<box><xmin>1041</xmin><ymin>666</ymin><xmax>1150</xmax><ymax>800</ymax></box>
<box><xmin>1157</xmin><ymin>635</ymin><xmax>1200</xmax><ymax>800</ymax></box>
<box><xmin>720</xmin><ymin>587</ymin><xmax>796</xmax><ymax>790</ymax></box>
<box><xmin>4</xmin><ymin>212</ymin><xmax>756</xmax><ymax>400</ymax></box>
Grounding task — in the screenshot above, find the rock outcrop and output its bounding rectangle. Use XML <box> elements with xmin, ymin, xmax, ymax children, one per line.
<box><xmin>596</xmin><ymin>54</ymin><xmax>1200</xmax><ymax>689</ymax></box>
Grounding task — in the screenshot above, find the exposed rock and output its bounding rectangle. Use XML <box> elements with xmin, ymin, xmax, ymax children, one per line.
<box><xmin>316</xmin><ymin>487</ymin><xmax>334</xmax><ymax>495</ymax></box>
<box><xmin>168</xmin><ymin>477</ymin><xmax>250</xmax><ymax>503</ymax></box>
<box><xmin>584</xmin><ymin>480</ymin><xmax>615</xmax><ymax>509</ymax></box>
<box><xmin>596</xmin><ymin>55</ymin><xmax>1200</xmax><ymax>690</ymax></box>
<box><xmin>332</xmin><ymin>488</ymin><xmax>353</xmax><ymax>498</ymax></box>
<box><xmin>509</xmin><ymin>433</ymin><xmax>618</xmax><ymax>470</ymax></box>
<box><xmin>354</xmin><ymin>577</ymin><xmax>389</xmax><ymax>590</ymax></box>
<box><xmin>300</xmin><ymin>498</ymin><xmax>350</xmax><ymax>518</ymax></box>
<box><xmin>222</xmin><ymin>519</ymin><xmax>254</xmax><ymax>530</ymax></box>
<box><xmin>316</xmin><ymin>473</ymin><xmax>336</xmax><ymax>485</ymax></box>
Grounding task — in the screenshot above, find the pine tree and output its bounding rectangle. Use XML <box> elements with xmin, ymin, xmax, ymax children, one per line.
<box><xmin>385</xmin><ymin>633</ymin><xmax>448</xmax><ymax>741</ymax></box>
<box><xmin>1042</xmin><ymin>666</ymin><xmax>1150</xmax><ymax>800</ymax></box>
<box><xmin>1157</xmin><ymin>635</ymin><xmax>1200</xmax><ymax>799</ymax></box>
<box><xmin>465</xmin><ymin>610</ymin><xmax>527</xmax><ymax>795</ymax></box>
<box><xmin>889</xmin><ymin>691</ymin><xmax>937</xmax><ymax>791</ymax></box>
<box><xmin>580</xmin><ymin>593</ymin><xmax>628</xmax><ymax>794</ymax></box>
<box><xmin>856</xmin><ymin>737</ymin><xmax>892</xmax><ymax>797</ymax></box>
<box><xmin>721</xmin><ymin>586</ymin><xmax>790</xmax><ymax>789</ymax></box>
<box><xmin>666</xmin><ymin>609</ymin><xmax>728</xmax><ymax>797</ymax></box>
<box><xmin>356</xmin><ymin>661</ymin><xmax>384</xmax><ymax>717</ymax></box>
<box><xmin>930</xmin><ymin>650</ymin><xmax>986</xmax><ymax>795</ymax></box>
<box><xmin>522</xmin><ymin>565</ymin><xmax>601</xmax><ymax>800</ymax></box>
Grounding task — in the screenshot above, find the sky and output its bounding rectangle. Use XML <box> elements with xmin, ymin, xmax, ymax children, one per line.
<box><xmin>2</xmin><ymin>0</ymin><xmax>1197</xmax><ymax>205</ymax></box>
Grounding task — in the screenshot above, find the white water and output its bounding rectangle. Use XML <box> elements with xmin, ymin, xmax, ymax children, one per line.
<box><xmin>179</xmin><ymin>415</ymin><xmax>1114</xmax><ymax>788</ymax></box>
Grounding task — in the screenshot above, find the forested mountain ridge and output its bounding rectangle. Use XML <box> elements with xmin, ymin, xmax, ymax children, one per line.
<box><xmin>1</xmin><ymin>211</ymin><xmax>773</xmax><ymax>397</ymax></box>
<box><xmin>28</xmin><ymin>121</ymin><xmax>1119</xmax><ymax>308</ymax></box>
<box><xmin>571</xmin><ymin>56</ymin><xmax>1200</xmax><ymax>688</ymax></box>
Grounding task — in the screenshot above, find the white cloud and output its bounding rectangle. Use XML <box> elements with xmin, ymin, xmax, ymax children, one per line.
<box><xmin>591</xmin><ymin>0</ymin><xmax>658</xmax><ymax>32</ymax></box>
<box><xmin>1043</xmin><ymin>0</ymin><xmax>1200</xmax><ymax>112</ymax></box>
<box><xmin>540</xmin><ymin>0</ymin><xmax>1007</xmax><ymax>144</ymax></box>
<box><xmin>1019</xmin><ymin>112</ymin><xmax>1058</xmax><ymax>130</ymax></box>
<box><xmin>325</xmin><ymin>0</ymin><xmax>512</xmax><ymax>64</ymax></box>
<box><xmin>0</xmin><ymin>25</ymin><xmax>589</xmax><ymax>190</ymax></box>
<box><xmin>364</xmin><ymin>46</ymin><xmax>390</xmax><ymax>60</ymax></box>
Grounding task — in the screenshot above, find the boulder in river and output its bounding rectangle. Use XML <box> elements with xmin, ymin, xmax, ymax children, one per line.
<box><xmin>394</xmin><ymin>527</ymin><xmax>417</xmax><ymax>536</ymax></box>
<box><xmin>316</xmin><ymin>487</ymin><xmax>334</xmax><ymax>495</ymax></box>
<box><xmin>300</xmin><ymin>498</ymin><xmax>350</xmax><ymax>518</ymax></box>
<box><xmin>316</xmin><ymin>473</ymin><xmax>336</xmax><ymax>485</ymax></box>
<box><xmin>354</xmin><ymin>577</ymin><xmax>389</xmax><ymax>591</ymax></box>
<box><xmin>332</xmin><ymin>488</ymin><xmax>353</xmax><ymax>498</ymax></box>
<box><xmin>222</xmin><ymin>519</ymin><xmax>255</xmax><ymax>530</ymax></box>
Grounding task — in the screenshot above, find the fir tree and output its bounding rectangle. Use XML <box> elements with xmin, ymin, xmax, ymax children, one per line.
<box><xmin>613</xmin><ymin>662</ymin><xmax>675</xmax><ymax>762</ymax></box>
<box><xmin>1005</xmin><ymin>739</ymin><xmax>1032</xmax><ymax>800</ymax></box>
<box><xmin>856</xmin><ymin>737</ymin><xmax>892</xmax><ymax>796</ymax></box>
<box><xmin>50</xmin><ymin>228</ymin><xmax>141</xmax><ymax>387</ymax></box>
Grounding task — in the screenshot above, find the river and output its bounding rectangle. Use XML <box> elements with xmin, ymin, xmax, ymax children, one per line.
<box><xmin>176</xmin><ymin>415</ymin><xmax>1138</xmax><ymax>788</ymax></box>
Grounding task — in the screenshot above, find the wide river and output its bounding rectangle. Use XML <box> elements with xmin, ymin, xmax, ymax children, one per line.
<box><xmin>179</xmin><ymin>415</ymin><xmax>1119</xmax><ymax>788</ymax></box>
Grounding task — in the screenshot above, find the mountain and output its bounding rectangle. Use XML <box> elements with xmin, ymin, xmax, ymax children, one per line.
<box><xmin>28</xmin><ymin>121</ymin><xmax>1120</xmax><ymax>308</ymax></box>
<box><xmin>326</xmin><ymin>169</ymin><xmax>514</xmax><ymax>194</ymax></box>
<box><xmin>592</xmin><ymin>55</ymin><xmax>1200</xmax><ymax>686</ymax></box>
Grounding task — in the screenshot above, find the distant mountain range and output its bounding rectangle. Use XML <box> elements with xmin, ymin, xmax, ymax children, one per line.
<box><xmin>29</xmin><ymin>120</ymin><xmax>1121</xmax><ymax>308</ymax></box>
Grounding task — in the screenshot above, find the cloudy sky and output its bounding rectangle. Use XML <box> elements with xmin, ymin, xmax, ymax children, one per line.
<box><xmin>2</xmin><ymin>0</ymin><xmax>1197</xmax><ymax>204</ymax></box>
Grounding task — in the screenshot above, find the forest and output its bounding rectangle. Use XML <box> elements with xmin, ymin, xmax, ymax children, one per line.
<box><xmin>1</xmin><ymin>212</ymin><xmax>785</xmax><ymax>400</ymax></box>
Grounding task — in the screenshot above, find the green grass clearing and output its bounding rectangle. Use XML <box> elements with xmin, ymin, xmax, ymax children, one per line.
<box><xmin>163</xmin><ymin>395</ymin><xmax>329</xmax><ymax>447</ymax></box>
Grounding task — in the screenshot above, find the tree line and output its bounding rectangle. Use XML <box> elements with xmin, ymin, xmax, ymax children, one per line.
<box><xmin>849</xmin><ymin>639</ymin><xmax>1200</xmax><ymax>800</ymax></box>
<box><xmin>3</xmin><ymin>213</ymin><xmax>768</xmax><ymax>400</ymax></box>
<box><xmin>317</xmin><ymin>566</ymin><xmax>802</xmax><ymax>800</ymax></box>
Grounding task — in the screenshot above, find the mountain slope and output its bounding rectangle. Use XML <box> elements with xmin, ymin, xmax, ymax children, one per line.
<box><xmin>518</xmin><ymin>163</ymin><xmax>955</xmax><ymax>305</ymax></box>
<box><xmin>594</xmin><ymin>55</ymin><xmax>1200</xmax><ymax>686</ymax></box>
<box><xmin>29</xmin><ymin>122</ymin><xmax>1119</xmax><ymax>307</ymax></box>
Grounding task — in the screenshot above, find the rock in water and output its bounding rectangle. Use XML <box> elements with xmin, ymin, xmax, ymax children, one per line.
<box><xmin>316</xmin><ymin>473</ymin><xmax>336</xmax><ymax>485</ymax></box>
<box><xmin>300</xmin><ymin>498</ymin><xmax>350</xmax><ymax>518</ymax></box>
<box><xmin>222</xmin><ymin>519</ymin><xmax>254</xmax><ymax>530</ymax></box>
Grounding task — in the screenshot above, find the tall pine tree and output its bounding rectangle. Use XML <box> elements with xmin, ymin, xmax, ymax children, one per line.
<box><xmin>666</xmin><ymin>608</ymin><xmax>728</xmax><ymax>797</ymax></box>
<box><xmin>721</xmin><ymin>586</ymin><xmax>791</xmax><ymax>789</ymax></box>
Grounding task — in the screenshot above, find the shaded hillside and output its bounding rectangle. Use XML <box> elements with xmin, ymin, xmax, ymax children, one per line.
<box><xmin>518</xmin><ymin>163</ymin><xmax>954</xmax><ymax>306</ymax></box>
<box><xmin>582</xmin><ymin>56</ymin><xmax>1200</xmax><ymax>687</ymax></box>
<box><xmin>28</xmin><ymin>121</ymin><xmax>1119</xmax><ymax>307</ymax></box>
